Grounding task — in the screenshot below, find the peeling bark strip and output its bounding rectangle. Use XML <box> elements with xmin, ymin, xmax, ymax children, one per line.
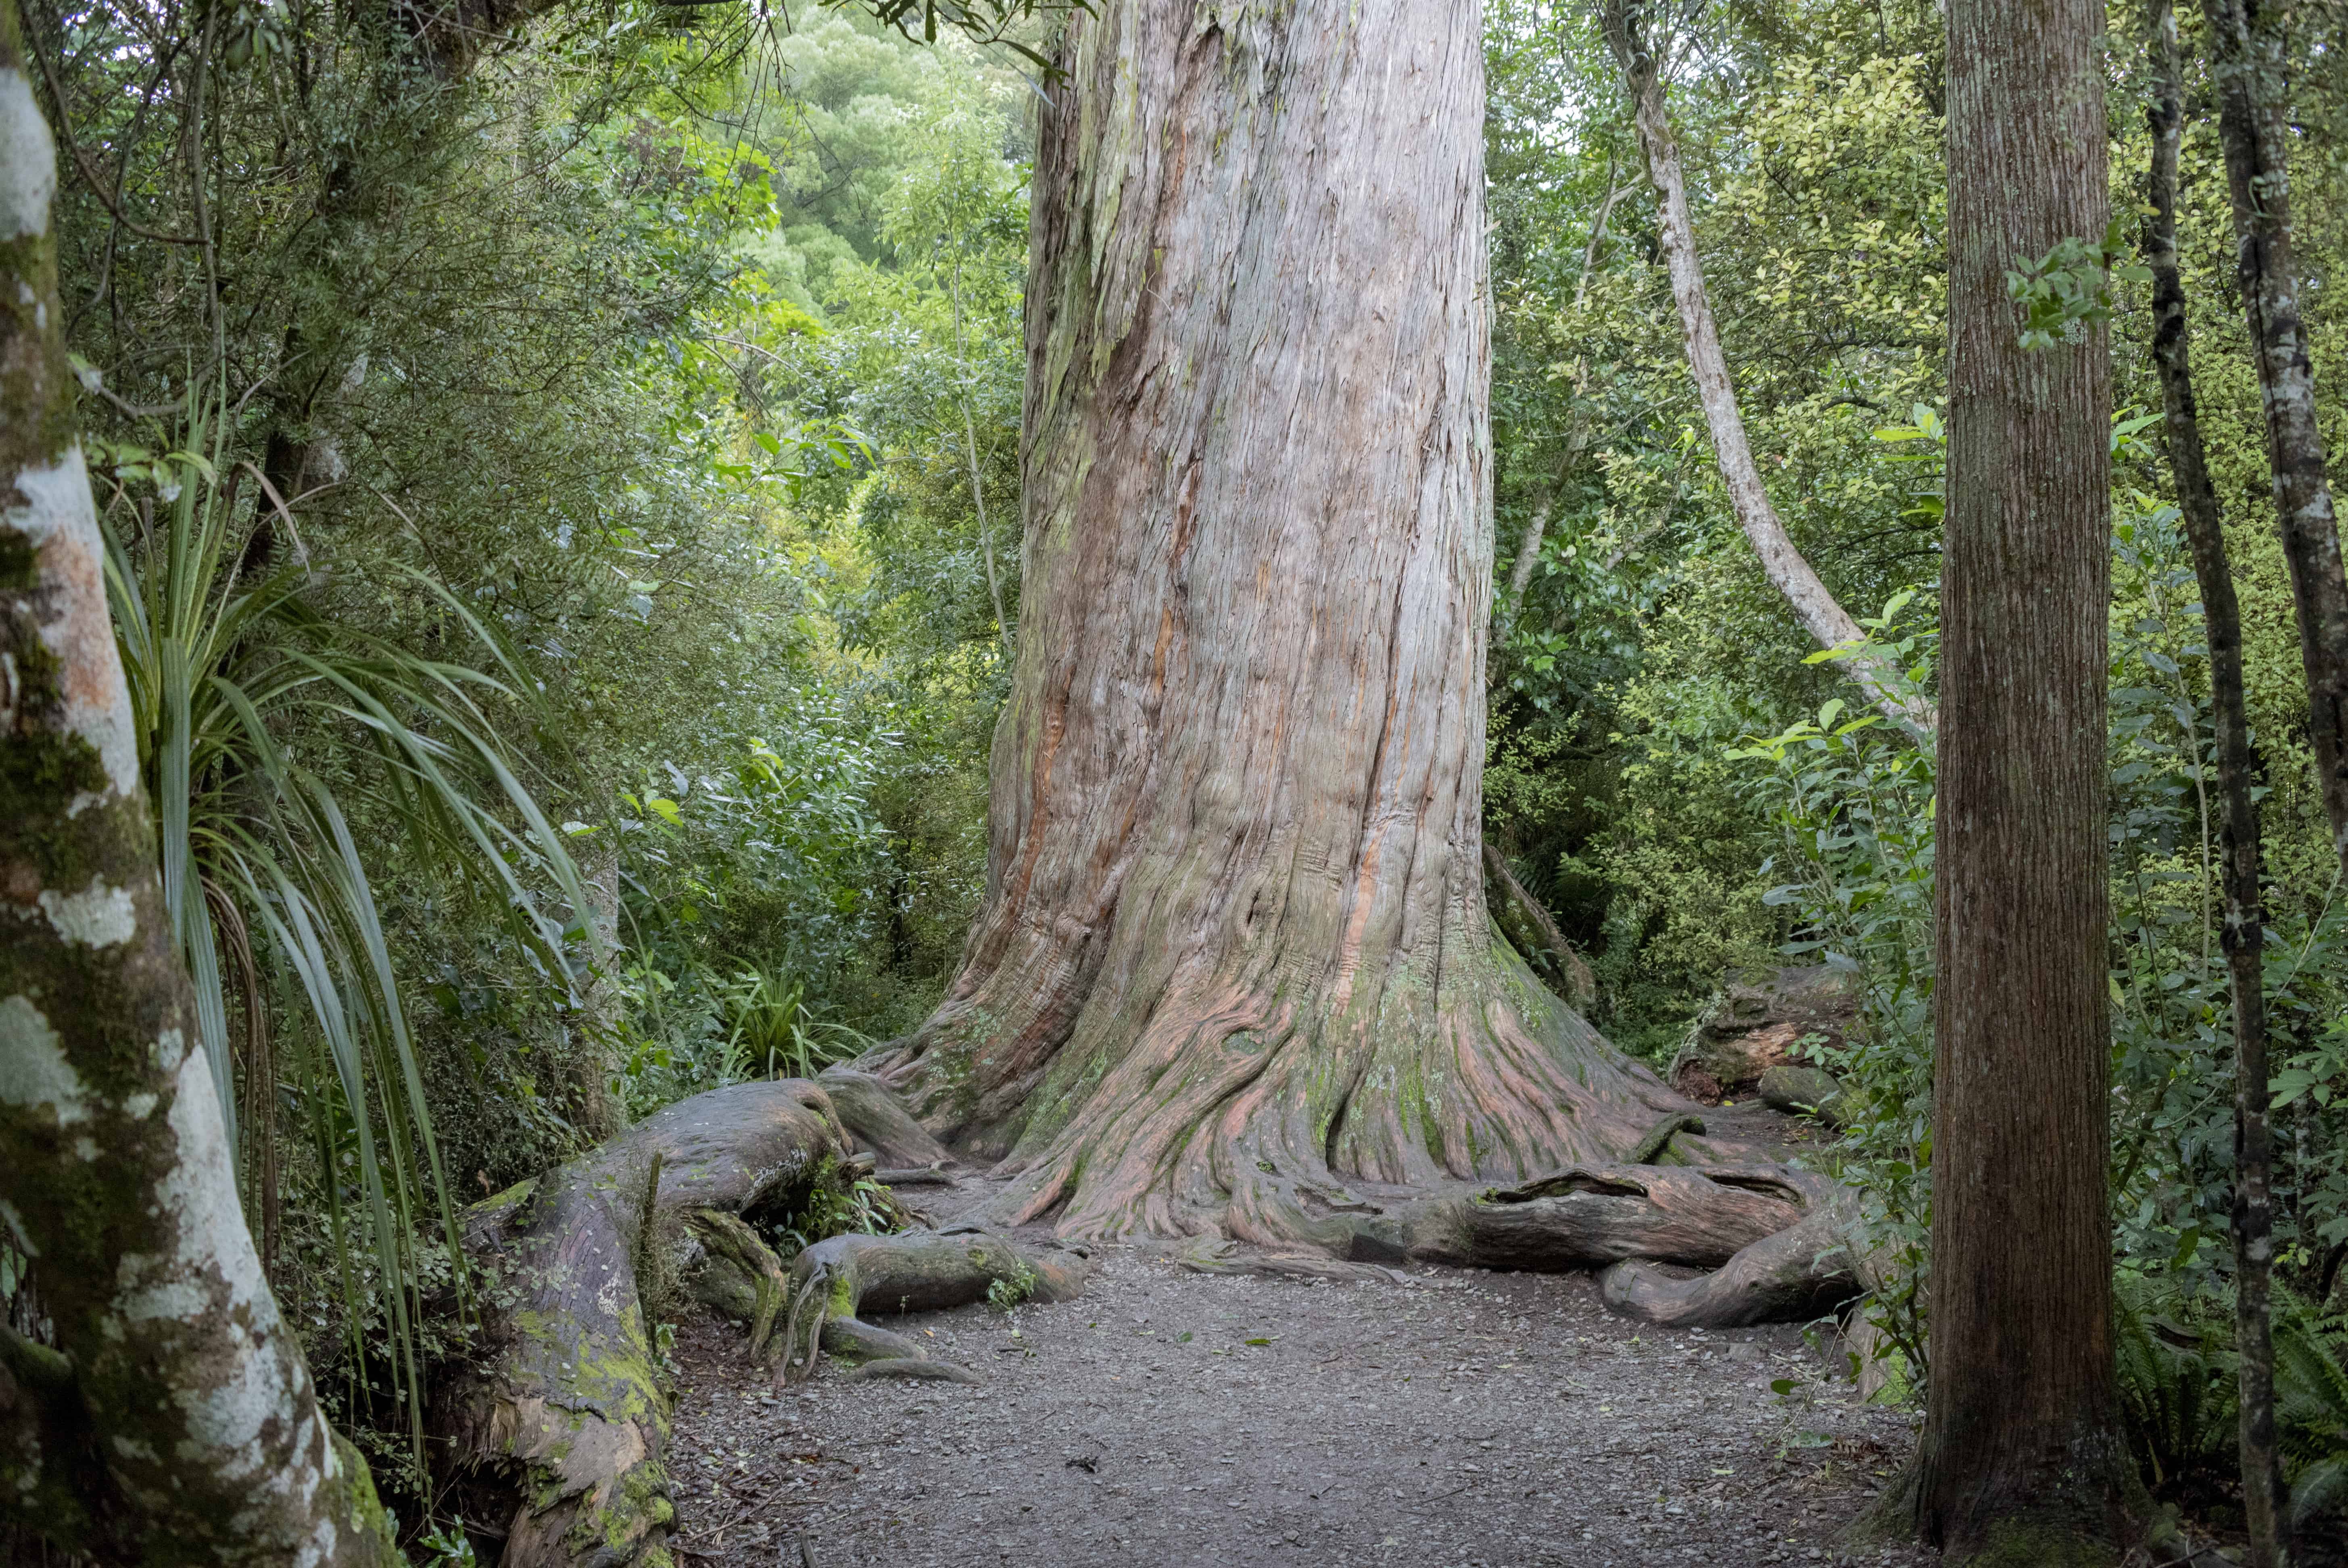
<box><xmin>866</xmin><ymin>0</ymin><xmax>1734</xmax><ymax>1249</ymax></box>
<box><xmin>0</xmin><ymin>2</ymin><xmax>397</xmax><ymax>1559</ymax></box>
<box><xmin>1599</xmin><ymin>1</ymin><xmax>1935</xmax><ymax>741</ymax></box>
<box><xmin>1895</xmin><ymin>0</ymin><xmax>2136</xmax><ymax>1553</ymax></box>
<box><xmin>2144</xmin><ymin>7</ymin><xmax>2287</xmax><ymax>1558</ymax></box>
<box><xmin>2200</xmin><ymin>0</ymin><xmax>2348</xmax><ymax>876</ymax></box>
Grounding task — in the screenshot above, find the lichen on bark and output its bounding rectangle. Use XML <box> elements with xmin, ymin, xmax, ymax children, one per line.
<box><xmin>0</xmin><ymin>1</ymin><xmax>399</xmax><ymax>1556</ymax></box>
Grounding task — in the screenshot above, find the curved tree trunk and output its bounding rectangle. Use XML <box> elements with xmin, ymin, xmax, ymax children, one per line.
<box><xmin>0</xmin><ymin>8</ymin><xmax>396</xmax><ymax>1558</ymax></box>
<box><xmin>865</xmin><ymin>0</ymin><xmax>1713</xmax><ymax>1251</ymax></box>
<box><xmin>1599</xmin><ymin>0</ymin><xmax>1936</xmax><ymax>742</ymax></box>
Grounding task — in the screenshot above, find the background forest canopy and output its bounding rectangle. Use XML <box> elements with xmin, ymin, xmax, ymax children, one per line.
<box><xmin>10</xmin><ymin>0</ymin><xmax>2348</xmax><ymax>1536</ymax></box>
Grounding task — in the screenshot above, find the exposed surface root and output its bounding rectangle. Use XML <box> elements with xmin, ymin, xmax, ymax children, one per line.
<box><xmin>428</xmin><ymin>1080</ymin><xmax>1098</xmax><ymax>1568</ymax></box>
<box><xmin>817</xmin><ymin>1066</ymin><xmax>956</xmax><ymax>1170</ymax></box>
<box><xmin>436</xmin><ymin>1079</ymin><xmax>856</xmax><ymax>1568</ymax></box>
<box><xmin>1599</xmin><ymin>1197</ymin><xmax>1860</xmax><ymax>1328</ymax></box>
<box><xmin>839</xmin><ymin>1358</ymin><xmax>983</xmax><ymax>1385</ymax></box>
<box><xmin>776</xmin><ymin>1228</ymin><xmax>1094</xmax><ymax>1383</ymax></box>
<box><xmin>1394</xmin><ymin>1163</ymin><xmax>1831</xmax><ymax>1276</ymax></box>
<box><xmin>1175</xmin><ymin>1236</ymin><xmax>1409</xmax><ymax>1284</ymax></box>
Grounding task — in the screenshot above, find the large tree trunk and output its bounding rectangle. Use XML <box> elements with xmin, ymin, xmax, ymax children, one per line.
<box><xmin>2145</xmin><ymin>7</ymin><xmax>2286</xmax><ymax>1559</ymax></box>
<box><xmin>1896</xmin><ymin>0</ymin><xmax>2137</xmax><ymax>1553</ymax></box>
<box><xmin>0</xmin><ymin>8</ymin><xmax>395</xmax><ymax>1559</ymax></box>
<box><xmin>863</xmin><ymin>0</ymin><xmax>1710</xmax><ymax>1248</ymax></box>
<box><xmin>2200</xmin><ymin>0</ymin><xmax>2348</xmax><ymax>878</ymax></box>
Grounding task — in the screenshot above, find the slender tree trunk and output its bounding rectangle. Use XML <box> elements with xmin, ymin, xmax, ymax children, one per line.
<box><xmin>2202</xmin><ymin>0</ymin><xmax>2348</xmax><ymax>877</ymax></box>
<box><xmin>1599</xmin><ymin>0</ymin><xmax>1935</xmax><ymax>741</ymax></box>
<box><xmin>2145</xmin><ymin>8</ymin><xmax>2286</xmax><ymax>1560</ymax></box>
<box><xmin>950</xmin><ymin>256</ymin><xmax>1012</xmax><ymax>653</ymax></box>
<box><xmin>1898</xmin><ymin>0</ymin><xmax>2137</xmax><ymax>1555</ymax></box>
<box><xmin>866</xmin><ymin>0</ymin><xmax>1705</xmax><ymax>1245</ymax></box>
<box><xmin>0</xmin><ymin>6</ymin><xmax>394</xmax><ymax>1558</ymax></box>
<box><xmin>1500</xmin><ymin>170</ymin><xmax>1626</xmax><ymax>625</ymax></box>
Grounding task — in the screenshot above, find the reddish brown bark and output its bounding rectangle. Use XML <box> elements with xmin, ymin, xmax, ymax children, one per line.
<box><xmin>1897</xmin><ymin>0</ymin><xmax>2137</xmax><ymax>1553</ymax></box>
<box><xmin>866</xmin><ymin>0</ymin><xmax>1705</xmax><ymax>1248</ymax></box>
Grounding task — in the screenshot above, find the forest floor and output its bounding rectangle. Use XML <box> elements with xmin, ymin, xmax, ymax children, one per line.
<box><xmin>664</xmin><ymin>1109</ymin><xmax>1949</xmax><ymax>1568</ymax></box>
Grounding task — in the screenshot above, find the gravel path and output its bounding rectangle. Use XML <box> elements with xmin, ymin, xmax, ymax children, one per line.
<box><xmin>665</xmin><ymin>1236</ymin><xmax>1941</xmax><ymax>1568</ymax></box>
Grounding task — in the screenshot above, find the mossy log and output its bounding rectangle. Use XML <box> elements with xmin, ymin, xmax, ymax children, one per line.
<box><xmin>431</xmin><ymin>1079</ymin><xmax>1089</xmax><ymax>1568</ymax></box>
<box><xmin>778</xmin><ymin>1228</ymin><xmax>1093</xmax><ymax>1376</ymax></box>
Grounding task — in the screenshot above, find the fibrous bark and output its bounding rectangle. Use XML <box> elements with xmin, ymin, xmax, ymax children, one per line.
<box><xmin>2200</xmin><ymin>0</ymin><xmax>2348</xmax><ymax>878</ymax></box>
<box><xmin>1897</xmin><ymin>0</ymin><xmax>2138</xmax><ymax>1554</ymax></box>
<box><xmin>2144</xmin><ymin>7</ymin><xmax>2287</xmax><ymax>1559</ymax></box>
<box><xmin>1599</xmin><ymin>0</ymin><xmax>1936</xmax><ymax>741</ymax></box>
<box><xmin>0</xmin><ymin>5</ymin><xmax>398</xmax><ymax>1557</ymax></box>
<box><xmin>864</xmin><ymin>0</ymin><xmax>1728</xmax><ymax>1259</ymax></box>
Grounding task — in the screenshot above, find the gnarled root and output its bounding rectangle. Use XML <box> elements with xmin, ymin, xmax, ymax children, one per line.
<box><xmin>776</xmin><ymin>1228</ymin><xmax>1093</xmax><ymax>1383</ymax></box>
<box><xmin>435</xmin><ymin>1079</ymin><xmax>858</xmax><ymax>1568</ymax></box>
<box><xmin>1598</xmin><ymin>1197</ymin><xmax>1860</xmax><ymax>1328</ymax></box>
<box><xmin>1165</xmin><ymin>1159</ymin><xmax>1860</xmax><ymax>1329</ymax></box>
<box><xmin>685</xmin><ymin>1210</ymin><xmax>791</xmax><ymax>1364</ymax></box>
<box><xmin>1394</xmin><ymin>1164</ymin><xmax>1826</xmax><ymax>1273</ymax></box>
<box><xmin>818</xmin><ymin>1065</ymin><xmax>957</xmax><ymax>1170</ymax></box>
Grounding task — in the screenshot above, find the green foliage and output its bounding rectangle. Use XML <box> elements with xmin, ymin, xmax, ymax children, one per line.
<box><xmin>98</xmin><ymin>391</ymin><xmax>589</xmax><ymax>1453</ymax></box>
<box><xmin>986</xmin><ymin>1262</ymin><xmax>1038</xmax><ymax>1313</ymax></box>
<box><xmin>774</xmin><ymin>1159</ymin><xmax>901</xmax><ymax>1259</ymax></box>
<box><xmin>2008</xmin><ymin>220</ymin><xmax>2154</xmax><ymax>352</ymax></box>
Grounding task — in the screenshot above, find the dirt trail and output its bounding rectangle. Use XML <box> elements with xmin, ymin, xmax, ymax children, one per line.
<box><xmin>666</xmin><ymin>1155</ymin><xmax>1941</xmax><ymax>1568</ymax></box>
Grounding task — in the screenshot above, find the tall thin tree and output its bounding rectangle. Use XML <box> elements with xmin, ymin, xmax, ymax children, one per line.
<box><xmin>1897</xmin><ymin>0</ymin><xmax>2138</xmax><ymax>1554</ymax></box>
<box><xmin>2200</xmin><ymin>0</ymin><xmax>2348</xmax><ymax>877</ymax></box>
<box><xmin>1599</xmin><ymin>0</ymin><xmax>1934</xmax><ymax>740</ymax></box>
<box><xmin>2146</xmin><ymin>3</ymin><xmax>2287</xmax><ymax>1559</ymax></box>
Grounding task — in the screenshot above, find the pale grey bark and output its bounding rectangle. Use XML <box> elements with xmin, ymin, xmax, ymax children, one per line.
<box><xmin>0</xmin><ymin>7</ymin><xmax>396</xmax><ymax>1556</ymax></box>
<box><xmin>1600</xmin><ymin>2</ymin><xmax>1936</xmax><ymax>740</ymax></box>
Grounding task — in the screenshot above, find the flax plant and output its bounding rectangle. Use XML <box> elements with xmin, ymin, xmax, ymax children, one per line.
<box><xmin>99</xmin><ymin>394</ymin><xmax>592</xmax><ymax>1449</ymax></box>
